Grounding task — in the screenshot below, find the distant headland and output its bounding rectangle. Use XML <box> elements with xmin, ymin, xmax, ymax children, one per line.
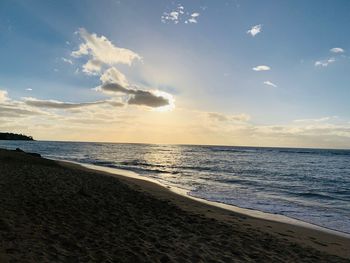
<box><xmin>0</xmin><ymin>132</ymin><xmax>34</xmax><ymax>141</ymax></box>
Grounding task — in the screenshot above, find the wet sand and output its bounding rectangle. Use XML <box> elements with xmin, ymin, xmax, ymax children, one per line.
<box><xmin>0</xmin><ymin>148</ymin><xmax>349</xmax><ymax>262</ymax></box>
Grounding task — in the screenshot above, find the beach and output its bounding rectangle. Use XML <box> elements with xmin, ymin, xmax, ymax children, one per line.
<box><xmin>0</xmin><ymin>148</ymin><xmax>349</xmax><ymax>262</ymax></box>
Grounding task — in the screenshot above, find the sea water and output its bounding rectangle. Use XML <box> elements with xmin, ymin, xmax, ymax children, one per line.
<box><xmin>1</xmin><ymin>141</ymin><xmax>349</xmax><ymax>234</ymax></box>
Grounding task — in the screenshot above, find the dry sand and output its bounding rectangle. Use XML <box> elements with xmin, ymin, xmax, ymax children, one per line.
<box><xmin>0</xmin><ymin>148</ymin><xmax>349</xmax><ymax>262</ymax></box>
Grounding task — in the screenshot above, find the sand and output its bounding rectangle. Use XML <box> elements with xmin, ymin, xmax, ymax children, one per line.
<box><xmin>0</xmin><ymin>148</ymin><xmax>349</xmax><ymax>262</ymax></box>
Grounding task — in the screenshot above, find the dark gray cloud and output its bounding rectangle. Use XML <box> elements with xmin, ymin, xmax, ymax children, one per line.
<box><xmin>100</xmin><ymin>83</ymin><xmax>170</xmax><ymax>108</ymax></box>
<box><xmin>24</xmin><ymin>98</ymin><xmax>123</xmax><ymax>109</ymax></box>
<box><xmin>128</xmin><ymin>90</ymin><xmax>170</xmax><ymax>107</ymax></box>
<box><xmin>101</xmin><ymin>83</ymin><xmax>130</xmax><ymax>94</ymax></box>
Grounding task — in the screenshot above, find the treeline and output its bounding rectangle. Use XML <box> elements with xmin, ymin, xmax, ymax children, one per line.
<box><xmin>0</xmin><ymin>132</ymin><xmax>34</xmax><ymax>141</ymax></box>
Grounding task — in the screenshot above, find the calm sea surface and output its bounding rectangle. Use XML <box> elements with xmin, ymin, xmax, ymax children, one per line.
<box><xmin>1</xmin><ymin>141</ymin><xmax>349</xmax><ymax>233</ymax></box>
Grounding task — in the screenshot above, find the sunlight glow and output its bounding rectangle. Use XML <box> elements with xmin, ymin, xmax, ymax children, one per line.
<box><xmin>153</xmin><ymin>90</ymin><xmax>175</xmax><ymax>112</ymax></box>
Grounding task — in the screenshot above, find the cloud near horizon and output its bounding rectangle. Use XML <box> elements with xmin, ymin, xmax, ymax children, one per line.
<box><xmin>0</xmin><ymin>105</ymin><xmax>42</xmax><ymax>118</ymax></box>
<box><xmin>0</xmin><ymin>89</ymin><xmax>126</xmax><ymax>123</ymax></box>
<box><xmin>0</xmin><ymin>90</ymin><xmax>46</xmax><ymax>118</ymax></box>
<box><xmin>1</xmin><ymin>88</ymin><xmax>350</xmax><ymax>148</ymax></box>
<box><xmin>24</xmin><ymin>97</ymin><xmax>124</xmax><ymax>109</ymax></box>
<box><xmin>0</xmin><ymin>90</ymin><xmax>9</xmax><ymax>103</ymax></box>
<box><xmin>207</xmin><ymin>112</ymin><xmax>251</xmax><ymax>122</ymax></box>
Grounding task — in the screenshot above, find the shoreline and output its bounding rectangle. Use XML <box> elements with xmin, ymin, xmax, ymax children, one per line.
<box><xmin>59</xmin><ymin>160</ymin><xmax>350</xmax><ymax>259</ymax></box>
<box><xmin>1</xmin><ymin>148</ymin><xmax>349</xmax><ymax>261</ymax></box>
<box><xmin>74</xmin><ymin>161</ymin><xmax>350</xmax><ymax>239</ymax></box>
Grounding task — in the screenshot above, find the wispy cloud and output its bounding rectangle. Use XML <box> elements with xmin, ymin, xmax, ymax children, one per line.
<box><xmin>253</xmin><ymin>65</ymin><xmax>270</xmax><ymax>71</ymax></box>
<box><xmin>0</xmin><ymin>90</ymin><xmax>46</xmax><ymax>118</ymax></box>
<box><xmin>23</xmin><ymin>97</ymin><xmax>122</xmax><ymax>109</ymax></box>
<box><xmin>314</xmin><ymin>47</ymin><xmax>345</xmax><ymax>67</ymax></box>
<box><xmin>185</xmin><ymin>13</ymin><xmax>200</xmax><ymax>24</ymax></box>
<box><xmin>0</xmin><ymin>105</ymin><xmax>42</xmax><ymax>118</ymax></box>
<box><xmin>293</xmin><ymin>116</ymin><xmax>337</xmax><ymax>123</ymax></box>
<box><xmin>207</xmin><ymin>112</ymin><xmax>251</xmax><ymax>122</ymax></box>
<box><xmin>161</xmin><ymin>5</ymin><xmax>184</xmax><ymax>24</ymax></box>
<box><xmin>315</xmin><ymin>57</ymin><xmax>335</xmax><ymax>67</ymax></box>
<box><xmin>330</xmin><ymin>47</ymin><xmax>345</xmax><ymax>53</ymax></box>
<box><xmin>247</xmin><ymin>24</ymin><xmax>262</xmax><ymax>37</ymax></box>
<box><xmin>263</xmin><ymin>81</ymin><xmax>277</xmax><ymax>88</ymax></box>
<box><xmin>61</xmin><ymin>57</ymin><xmax>73</xmax><ymax>65</ymax></box>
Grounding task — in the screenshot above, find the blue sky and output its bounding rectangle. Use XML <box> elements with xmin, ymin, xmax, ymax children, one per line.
<box><xmin>1</xmin><ymin>0</ymin><xmax>350</xmax><ymax>147</ymax></box>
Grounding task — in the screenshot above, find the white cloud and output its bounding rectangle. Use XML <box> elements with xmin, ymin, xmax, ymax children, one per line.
<box><xmin>263</xmin><ymin>81</ymin><xmax>277</xmax><ymax>88</ymax></box>
<box><xmin>315</xmin><ymin>57</ymin><xmax>336</xmax><ymax>67</ymax></box>
<box><xmin>169</xmin><ymin>11</ymin><xmax>180</xmax><ymax>23</ymax></box>
<box><xmin>253</xmin><ymin>65</ymin><xmax>270</xmax><ymax>71</ymax></box>
<box><xmin>185</xmin><ymin>12</ymin><xmax>200</xmax><ymax>24</ymax></box>
<box><xmin>247</xmin><ymin>24</ymin><xmax>262</xmax><ymax>37</ymax></box>
<box><xmin>314</xmin><ymin>48</ymin><xmax>345</xmax><ymax>68</ymax></box>
<box><xmin>72</xmin><ymin>28</ymin><xmax>141</xmax><ymax>74</ymax></box>
<box><xmin>186</xmin><ymin>18</ymin><xmax>198</xmax><ymax>24</ymax></box>
<box><xmin>162</xmin><ymin>5</ymin><xmax>200</xmax><ymax>24</ymax></box>
<box><xmin>25</xmin><ymin>88</ymin><xmax>33</xmax><ymax>91</ymax></box>
<box><xmin>161</xmin><ymin>8</ymin><xmax>181</xmax><ymax>24</ymax></box>
<box><xmin>330</xmin><ymin>47</ymin><xmax>344</xmax><ymax>53</ymax></box>
<box><xmin>82</xmin><ymin>59</ymin><xmax>104</xmax><ymax>75</ymax></box>
<box><xmin>100</xmin><ymin>67</ymin><xmax>129</xmax><ymax>87</ymax></box>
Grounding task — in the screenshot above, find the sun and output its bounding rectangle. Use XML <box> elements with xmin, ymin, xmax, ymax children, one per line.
<box><xmin>153</xmin><ymin>90</ymin><xmax>175</xmax><ymax>112</ymax></box>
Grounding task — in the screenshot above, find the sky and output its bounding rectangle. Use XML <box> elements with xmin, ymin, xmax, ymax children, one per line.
<box><xmin>1</xmin><ymin>0</ymin><xmax>350</xmax><ymax>148</ymax></box>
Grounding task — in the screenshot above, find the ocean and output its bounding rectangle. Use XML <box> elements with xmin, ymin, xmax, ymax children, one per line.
<box><xmin>0</xmin><ymin>140</ymin><xmax>349</xmax><ymax>234</ymax></box>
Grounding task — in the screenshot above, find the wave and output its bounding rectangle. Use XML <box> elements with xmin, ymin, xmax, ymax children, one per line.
<box><xmin>118</xmin><ymin>159</ymin><xmax>218</xmax><ymax>173</ymax></box>
<box><xmin>206</xmin><ymin>146</ymin><xmax>350</xmax><ymax>157</ymax></box>
<box><xmin>289</xmin><ymin>191</ymin><xmax>350</xmax><ymax>202</ymax></box>
<box><xmin>275</xmin><ymin>149</ymin><xmax>350</xmax><ymax>157</ymax></box>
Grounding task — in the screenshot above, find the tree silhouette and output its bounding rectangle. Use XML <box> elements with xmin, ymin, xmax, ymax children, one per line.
<box><xmin>0</xmin><ymin>132</ymin><xmax>34</xmax><ymax>141</ymax></box>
